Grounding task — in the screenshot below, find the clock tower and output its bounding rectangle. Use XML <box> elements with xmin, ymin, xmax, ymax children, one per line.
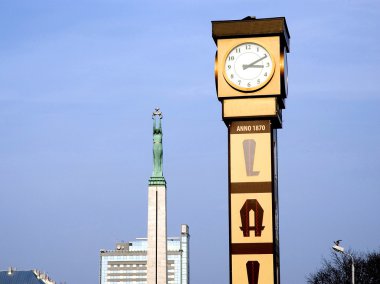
<box><xmin>212</xmin><ymin>17</ymin><xmax>290</xmax><ymax>284</ymax></box>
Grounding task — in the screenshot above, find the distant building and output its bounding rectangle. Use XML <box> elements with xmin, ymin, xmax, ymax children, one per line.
<box><xmin>100</xmin><ymin>224</ymin><xmax>190</xmax><ymax>284</ymax></box>
<box><xmin>0</xmin><ymin>268</ymin><xmax>56</xmax><ymax>284</ymax></box>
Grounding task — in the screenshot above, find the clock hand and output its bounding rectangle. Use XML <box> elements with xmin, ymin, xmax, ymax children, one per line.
<box><xmin>242</xmin><ymin>64</ymin><xmax>264</xmax><ymax>69</ymax></box>
<box><xmin>242</xmin><ymin>54</ymin><xmax>267</xmax><ymax>70</ymax></box>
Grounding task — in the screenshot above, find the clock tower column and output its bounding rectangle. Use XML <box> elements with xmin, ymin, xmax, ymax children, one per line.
<box><xmin>212</xmin><ymin>17</ymin><xmax>290</xmax><ymax>284</ymax></box>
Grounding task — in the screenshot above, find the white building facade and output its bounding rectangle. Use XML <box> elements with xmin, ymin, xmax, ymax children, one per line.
<box><xmin>100</xmin><ymin>225</ymin><xmax>189</xmax><ymax>284</ymax></box>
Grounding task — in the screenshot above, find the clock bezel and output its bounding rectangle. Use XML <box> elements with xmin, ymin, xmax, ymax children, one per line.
<box><xmin>222</xmin><ymin>42</ymin><xmax>276</xmax><ymax>92</ymax></box>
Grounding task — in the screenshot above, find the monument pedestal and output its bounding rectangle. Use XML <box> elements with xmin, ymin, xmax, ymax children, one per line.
<box><xmin>147</xmin><ymin>177</ymin><xmax>167</xmax><ymax>284</ymax></box>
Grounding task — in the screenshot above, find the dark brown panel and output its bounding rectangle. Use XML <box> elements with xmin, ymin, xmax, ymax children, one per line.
<box><xmin>230</xmin><ymin>120</ymin><xmax>270</xmax><ymax>134</ymax></box>
<box><xmin>231</xmin><ymin>182</ymin><xmax>272</xmax><ymax>193</ymax></box>
<box><xmin>231</xmin><ymin>243</ymin><xmax>273</xmax><ymax>255</ymax></box>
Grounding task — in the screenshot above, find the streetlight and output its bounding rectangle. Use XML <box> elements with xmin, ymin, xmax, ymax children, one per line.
<box><xmin>332</xmin><ymin>240</ymin><xmax>355</xmax><ymax>284</ymax></box>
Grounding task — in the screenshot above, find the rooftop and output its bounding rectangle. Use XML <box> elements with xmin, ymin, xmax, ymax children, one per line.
<box><xmin>0</xmin><ymin>268</ymin><xmax>56</xmax><ymax>284</ymax></box>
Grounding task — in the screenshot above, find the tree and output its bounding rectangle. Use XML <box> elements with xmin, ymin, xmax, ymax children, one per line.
<box><xmin>307</xmin><ymin>249</ymin><xmax>380</xmax><ymax>284</ymax></box>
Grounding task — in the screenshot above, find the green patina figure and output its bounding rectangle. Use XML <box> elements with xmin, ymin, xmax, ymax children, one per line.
<box><xmin>152</xmin><ymin>108</ymin><xmax>163</xmax><ymax>177</ymax></box>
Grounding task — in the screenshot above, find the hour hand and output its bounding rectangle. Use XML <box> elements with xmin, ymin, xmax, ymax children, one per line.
<box><xmin>242</xmin><ymin>64</ymin><xmax>264</xmax><ymax>70</ymax></box>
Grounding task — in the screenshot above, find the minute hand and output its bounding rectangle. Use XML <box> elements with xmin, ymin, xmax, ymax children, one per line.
<box><xmin>242</xmin><ymin>54</ymin><xmax>267</xmax><ymax>70</ymax></box>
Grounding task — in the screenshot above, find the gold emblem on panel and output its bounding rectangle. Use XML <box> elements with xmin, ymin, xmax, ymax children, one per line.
<box><xmin>230</xmin><ymin>133</ymin><xmax>271</xmax><ymax>183</ymax></box>
<box><xmin>231</xmin><ymin>193</ymin><xmax>273</xmax><ymax>244</ymax></box>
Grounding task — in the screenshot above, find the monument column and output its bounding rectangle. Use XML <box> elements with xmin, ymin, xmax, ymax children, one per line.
<box><xmin>147</xmin><ymin>108</ymin><xmax>167</xmax><ymax>284</ymax></box>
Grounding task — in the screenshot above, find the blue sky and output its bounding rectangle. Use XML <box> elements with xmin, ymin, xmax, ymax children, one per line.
<box><xmin>1</xmin><ymin>0</ymin><xmax>379</xmax><ymax>283</ymax></box>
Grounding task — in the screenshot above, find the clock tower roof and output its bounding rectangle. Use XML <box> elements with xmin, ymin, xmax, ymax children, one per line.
<box><xmin>212</xmin><ymin>16</ymin><xmax>290</xmax><ymax>52</ymax></box>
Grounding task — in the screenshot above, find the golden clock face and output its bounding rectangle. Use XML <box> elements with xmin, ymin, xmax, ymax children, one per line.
<box><xmin>223</xmin><ymin>42</ymin><xmax>276</xmax><ymax>92</ymax></box>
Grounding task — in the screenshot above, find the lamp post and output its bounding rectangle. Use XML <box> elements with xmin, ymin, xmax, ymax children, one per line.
<box><xmin>332</xmin><ymin>240</ymin><xmax>355</xmax><ymax>284</ymax></box>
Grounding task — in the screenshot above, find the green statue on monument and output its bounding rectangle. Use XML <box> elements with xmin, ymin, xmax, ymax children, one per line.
<box><xmin>152</xmin><ymin>108</ymin><xmax>163</xmax><ymax>177</ymax></box>
<box><xmin>149</xmin><ymin>108</ymin><xmax>166</xmax><ymax>185</ymax></box>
